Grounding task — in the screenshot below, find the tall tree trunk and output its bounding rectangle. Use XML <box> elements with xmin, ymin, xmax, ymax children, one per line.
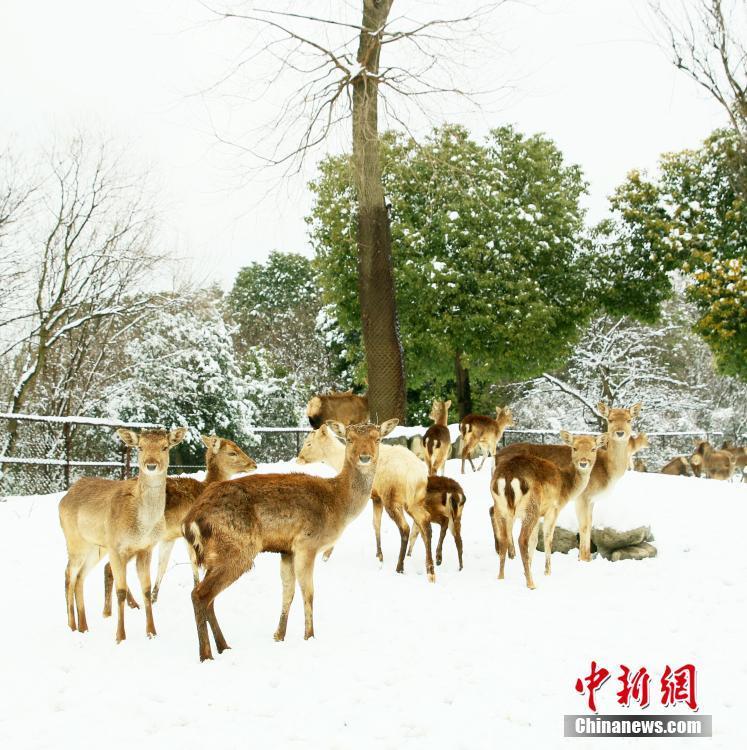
<box><xmin>455</xmin><ymin>350</ymin><xmax>473</xmax><ymax>420</ymax></box>
<box><xmin>351</xmin><ymin>0</ymin><xmax>406</xmax><ymax>423</ymax></box>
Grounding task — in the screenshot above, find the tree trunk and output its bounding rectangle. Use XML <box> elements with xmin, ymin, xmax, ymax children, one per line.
<box><xmin>455</xmin><ymin>350</ymin><xmax>473</xmax><ymax>419</ymax></box>
<box><xmin>351</xmin><ymin>0</ymin><xmax>406</xmax><ymax>424</ymax></box>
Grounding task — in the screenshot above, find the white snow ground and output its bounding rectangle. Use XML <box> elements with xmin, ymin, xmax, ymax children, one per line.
<box><xmin>1</xmin><ymin>461</ymin><xmax>745</xmax><ymax>750</ymax></box>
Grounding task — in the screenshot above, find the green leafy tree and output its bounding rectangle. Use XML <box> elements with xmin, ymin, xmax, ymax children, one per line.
<box><xmin>308</xmin><ymin>124</ymin><xmax>593</xmax><ymax>420</ymax></box>
<box><xmin>600</xmin><ymin>129</ymin><xmax>746</xmax><ymax>378</ymax></box>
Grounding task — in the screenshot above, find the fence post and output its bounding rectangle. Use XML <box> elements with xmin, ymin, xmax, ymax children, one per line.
<box><xmin>295</xmin><ymin>430</ymin><xmax>300</xmax><ymax>455</ymax></box>
<box><xmin>63</xmin><ymin>422</ymin><xmax>72</xmax><ymax>489</ymax></box>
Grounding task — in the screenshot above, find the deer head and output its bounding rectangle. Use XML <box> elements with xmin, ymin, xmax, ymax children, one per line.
<box><xmin>597</xmin><ymin>402</ymin><xmax>641</xmax><ymax>443</ymax></box>
<box><xmin>561</xmin><ymin>431</ymin><xmax>607</xmax><ymax>473</ymax></box>
<box><xmin>201</xmin><ymin>435</ymin><xmax>257</xmax><ymax>476</ymax></box>
<box><xmin>326</xmin><ymin>419</ymin><xmax>398</xmax><ymax>469</ymax></box>
<box><xmin>117</xmin><ymin>427</ymin><xmax>187</xmax><ymax>477</ymax></box>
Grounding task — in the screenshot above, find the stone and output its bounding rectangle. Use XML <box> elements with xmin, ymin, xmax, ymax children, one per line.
<box><xmin>536</xmin><ymin>523</ymin><xmax>579</xmax><ymax>554</ymax></box>
<box><xmin>591</xmin><ymin>525</ymin><xmax>650</xmax><ymax>552</ymax></box>
<box><xmin>408</xmin><ymin>435</ymin><xmax>426</xmax><ymax>459</ymax></box>
<box><xmin>609</xmin><ymin>542</ymin><xmax>658</xmax><ymax>562</ymax></box>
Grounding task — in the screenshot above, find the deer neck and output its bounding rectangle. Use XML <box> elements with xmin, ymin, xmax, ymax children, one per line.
<box><xmin>564</xmin><ymin>464</ymin><xmax>593</xmax><ymax>503</ymax></box>
<box><xmin>135</xmin><ymin>473</ymin><xmax>167</xmax><ymax>525</ymax></box>
<box><xmin>336</xmin><ymin>458</ymin><xmax>376</xmax><ymax>520</ymax></box>
<box><xmin>603</xmin><ymin>435</ymin><xmax>633</xmax><ymax>480</ymax></box>
<box><xmin>323</xmin><ymin>438</ymin><xmax>346</xmax><ymax>472</ymax></box>
<box><xmin>434</xmin><ymin>411</ymin><xmax>448</xmax><ymax>427</ymax></box>
<box><xmin>204</xmin><ymin>461</ymin><xmax>229</xmax><ymax>485</ymax></box>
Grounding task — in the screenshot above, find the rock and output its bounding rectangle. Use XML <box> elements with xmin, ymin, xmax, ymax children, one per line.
<box><xmin>609</xmin><ymin>542</ymin><xmax>658</xmax><ymax>562</ymax></box>
<box><xmin>408</xmin><ymin>435</ymin><xmax>426</xmax><ymax>459</ymax></box>
<box><xmin>591</xmin><ymin>526</ymin><xmax>650</xmax><ymax>552</ymax></box>
<box><xmin>383</xmin><ymin>436</ymin><xmax>409</xmax><ymax>449</ymax></box>
<box><xmin>450</xmin><ymin>435</ymin><xmax>463</xmax><ymax>460</ymax></box>
<box><xmin>536</xmin><ymin>523</ymin><xmax>578</xmax><ymax>554</ymax></box>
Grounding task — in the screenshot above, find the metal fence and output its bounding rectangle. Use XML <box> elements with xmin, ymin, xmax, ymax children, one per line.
<box><xmin>0</xmin><ymin>411</ymin><xmax>732</xmax><ymax>497</ymax></box>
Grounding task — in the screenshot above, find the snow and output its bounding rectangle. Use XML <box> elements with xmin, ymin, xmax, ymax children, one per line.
<box><xmin>1</xmin><ymin>463</ymin><xmax>745</xmax><ymax>749</ymax></box>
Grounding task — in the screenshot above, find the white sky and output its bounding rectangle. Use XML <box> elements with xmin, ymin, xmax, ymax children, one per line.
<box><xmin>0</xmin><ymin>0</ymin><xmax>725</xmax><ymax>289</ymax></box>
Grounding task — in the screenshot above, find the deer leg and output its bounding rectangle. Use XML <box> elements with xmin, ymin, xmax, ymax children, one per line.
<box><xmin>107</xmin><ymin>549</ymin><xmax>129</xmax><ymax>643</ymax></box>
<box><xmin>385</xmin><ymin>502</ymin><xmax>410</xmax><ymax>574</ymax></box>
<box><xmin>575</xmin><ymin>495</ymin><xmax>593</xmax><ymax>562</ymax></box>
<box><xmin>406</xmin><ymin>523</ymin><xmax>420</xmax><ymax>557</ymax></box>
<box><xmin>274</xmin><ymin>552</ymin><xmax>296</xmax><ymax>642</ymax></box>
<box><xmin>409</xmin><ymin>506</ymin><xmax>435</xmax><ymax>583</ymax></box>
<box><xmin>506</xmin><ymin>510</ymin><xmax>516</xmax><ymax>559</ymax></box>
<box><xmin>495</xmin><ymin>510</ymin><xmax>509</xmax><ymax>580</ymax></box>
<box><xmin>104</xmin><ymin>562</ymin><xmax>138</xmax><ymax>615</ymax></box>
<box><xmin>152</xmin><ymin>539</ymin><xmax>176</xmax><ymax>604</ymax></box>
<box><xmin>135</xmin><ymin>549</ymin><xmax>156</xmax><ymax>638</ymax></box>
<box><xmin>372</xmin><ymin>496</ymin><xmax>384</xmax><ymax>562</ymax></box>
<box><xmin>478</xmin><ymin>442</ymin><xmax>490</xmax><ymax>471</ymax></box>
<box><xmin>543</xmin><ymin>510</ymin><xmax>559</xmax><ymax>576</ymax></box>
<box><xmin>73</xmin><ymin>549</ymin><xmax>100</xmax><ymax>634</ymax></box>
<box><xmin>65</xmin><ymin>557</ymin><xmax>84</xmax><ymax>631</ymax></box>
<box><xmin>207</xmin><ymin>601</ymin><xmax>230</xmax><ymax>653</ymax></box>
<box><xmin>518</xmin><ymin>510</ymin><xmax>539</xmax><ymax>590</ymax></box>
<box><xmin>453</xmin><ymin>520</ymin><xmax>464</xmax><ymax>571</ymax></box>
<box><xmin>489</xmin><ymin>506</ymin><xmax>500</xmax><ymax>554</ymax></box>
<box><xmin>435</xmin><ymin>520</ymin><xmax>448</xmax><ymax>566</ymax></box>
<box><xmin>294</xmin><ymin>549</ymin><xmax>316</xmax><ymax>640</ymax></box>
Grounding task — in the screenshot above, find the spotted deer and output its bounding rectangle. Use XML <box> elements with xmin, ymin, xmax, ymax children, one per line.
<box><xmin>58</xmin><ymin>427</ymin><xmax>187</xmax><ymax>641</ymax></box>
<box><xmin>459</xmin><ymin>406</ymin><xmax>514</xmax><ymax>473</ymax></box>
<box><xmin>407</xmin><ymin>475</ymin><xmax>467</xmax><ymax>570</ymax></box>
<box><xmin>491</xmin><ymin>432</ymin><xmax>605</xmax><ymax>589</ymax></box>
<box><xmin>494</xmin><ymin>403</ymin><xmax>643</xmax><ymax>562</ymax></box>
<box><xmin>102</xmin><ymin>434</ymin><xmax>257</xmax><ymax>612</ymax></box>
<box><xmin>423</xmin><ymin>399</ymin><xmax>452</xmax><ymax>476</ymax></box>
<box><xmin>183</xmin><ymin>420</ymin><xmax>396</xmax><ymax>661</ymax></box>
<box><xmin>297</xmin><ymin>423</ymin><xmax>434</xmax><ymax>580</ymax></box>
<box><xmin>306</xmin><ymin>390</ymin><xmax>369</xmax><ymax>429</ymax></box>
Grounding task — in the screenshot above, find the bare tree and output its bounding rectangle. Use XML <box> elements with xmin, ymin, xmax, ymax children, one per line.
<box><xmin>205</xmin><ymin>1</ymin><xmax>506</xmax><ymax>421</ymax></box>
<box><xmin>650</xmin><ymin>0</ymin><xmax>747</xmax><ymax>142</ymax></box>
<box><xmin>0</xmin><ymin>135</ymin><xmax>162</xmax><ymax>461</ymax></box>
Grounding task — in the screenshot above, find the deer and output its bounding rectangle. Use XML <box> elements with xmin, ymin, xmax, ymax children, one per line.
<box><xmin>722</xmin><ymin>440</ymin><xmax>746</xmax><ymax>481</ymax></box>
<box><xmin>660</xmin><ymin>456</ymin><xmax>692</xmax><ymax>476</ymax></box>
<box><xmin>406</xmin><ymin>475</ymin><xmax>467</xmax><ymax>570</ymax></box>
<box><xmin>306</xmin><ymin>390</ymin><xmax>369</xmax><ymax>429</ymax></box>
<box><xmin>459</xmin><ymin>406</ymin><xmax>514</xmax><ymax>474</ymax></box>
<box><xmin>491</xmin><ymin>432</ymin><xmax>605</xmax><ymax>589</ymax></box>
<box><xmin>627</xmin><ymin>432</ymin><xmax>649</xmax><ymax>470</ymax></box>
<box><xmin>101</xmin><ymin>434</ymin><xmax>257</xmax><ymax>612</ymax></box>
<box><xmin>423</xmin><ymin>399</ymin><xmax>452</xmax><ymax>476</ymax></box>
<box><xmin>58</xmin><ymin>427</ymin><xmax>187</xmax><ymax>642</ymax></box>
<box><xmin>493</xmin><ymin>402</ymin><xmax>643</xmax><ymax>562</ymax></box>
<box><xmin>297</xmin><ymin>422</ymin><xmax>434</xmax><ymax>581</ymax></box>
<box><xmin>182</xmin><ymin>420</ymin><xmax>396</xmax><ymax>662</ymax></box>
<box><xmin>689</xmin><ymin>441</ymin><xmax>735</xmax><ymax>481</ymax></box>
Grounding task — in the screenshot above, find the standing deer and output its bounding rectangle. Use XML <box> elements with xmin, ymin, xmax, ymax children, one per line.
<box><xmin>423</xmin><ymin>399</ymin><xmax>452</xmax><ymax>476</ymax></box>
<box><xmin>459</xmin><ymin>406</ymin><xmax>514</xmax><ymax>473</ymax></box>
<box><xmin>722</xmin><ymin>441</ymin><xmax>746</xmax><ymax>481</ymax></box>
<box><xmin>406</xmin><ymin>475</ymin><xmax>467</xmax><ymax>570</ymax></box>
<box><xmin>493</xmin><ymin>403</ymin><xmax>643</xmax><ymax>562</ymax></box>
<box><xmin>491</xmin><ymin>432</ymin><xmax>605</xmax><ymax>589</ymax></box>
<box><xmin>183</xmin><ymin>420</ymin><xmax>396</xmax><ymax>662</ymax></box>
<box><xmin>297</xmin><ymin>423</ymin><xmax>434</xmax><ymax>580</ymax></box>
<box><xmin>101</xmin><ymin>434</ymin><xmax>256</xmax><ymax>611</ymax></box>
<box><xmin>306</xmin><ymin>390</ymin><xmax>369</xmax><ymax>429</ymax></box>
<box><xmin>58</xmin><ymin>427</ymin><xmax>187</xmax><ymax>641</ymax></box>
<box><xmin>689</xmin><ymin>441</ymin><xmax>735</xmax><ymax>481</ymax></box>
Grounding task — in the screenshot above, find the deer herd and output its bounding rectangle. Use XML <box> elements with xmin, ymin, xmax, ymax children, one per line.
<box><xmin>57</xmin><ymin>390</ymin><xmax>745</xmax><ymax>661</ymax></box>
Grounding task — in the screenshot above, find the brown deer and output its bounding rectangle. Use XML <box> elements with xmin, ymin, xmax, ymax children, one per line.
<box><xmin>406</xmin><ymin>476</ymin><xmax>467</xmax><ymax>570</ymax></box>
<box><xmin>306</xmin><ymin>390</ymin><xmax>369</xmax><ymax>429</ymax></box>
<box><xmin>722</xmin><ymin>440</ymin><xmax>746</xmax><ymax>481</ymax></box>
<box><xmin>183</xmin><ymin>420</ymin><xmax>397</xmax><ymax>662</ymax></box>
<box><xmin>459</xmin><ymin>406</ymin><xmax>514</xmax><ymax>474</ymax></box>
<box><xmin>689</xmin><ymin>441</ymin><xmax>735</xmax><ymax>481</ymax></box>
<box><xmin>297</xmin><ymin>423</ymin><xmax>434</xmax><ymax>580</ymax></box>
<box><xmin>101</xmin><ymin>434</ymin><xmax>257</xmax><ymax>611</ymax></box>
<box><xmin>58</xmin><ymin>427</ymin><xmax>187</xmax><ymax>641</ymax></box>
<box><xmin>660</xmin><ymin>456</ymin><xmax>692</xmax><ymax>476</ymax></box>
<box><xmin>493</xmin><ymin>402</ymin><xmax>643</xmax><ymax>562</ymax></box>
<box><xmin>491</xmin><ymin>432</ymin><xmax>605</xmax><ymax>589</ymax></box>
<box><xmin>423</xmin><ymin>399</ymin><xmax>452</xmax><ymax>476</ymax></box>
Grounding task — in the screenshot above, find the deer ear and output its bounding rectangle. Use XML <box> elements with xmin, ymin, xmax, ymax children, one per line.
<box><xmin>597</xmin><ymin>402</ymin><xmax>610</xmax><ymax>418</ymax></box>
<box><xmin>116</xmin><ymin>428</ymin><xmax>139</xmax><ymax>448</ymax></box>
<box><xmin>201</xmin><ymin>435</ymin><xmax>220</xmax><ymax>453</ymax></box>
<box><xmin>326</xmin><ymin>421</ymin><xmax>347</xmax><ymax>441</ymax></box>
<box><xmin>629</xmin><ymin>403</ymin><xmax>642</xmax><ymax>418</ymax></box>
<box><xmin>596</xmin><ymin>433</ymin><xmax>608</xmax><ymax>449</ymax></box>
<box><xmin>445</xmin><ymin>400</ymin><xmax>451</xmax><ymax>409</ymax></box>
<box><xmin>169</xmin><ymin>427</ymin><xmax>188</xmax><ymax>446</ymax></box>
<box><xmin>379</xmin><ymin>418</ymin><xmax>398</xmax><ymax>438</ymax></box>
<box><xmin>560</xmin><ymin>430</ymin><xmax>573</xmax><ymax>446</ymax></box>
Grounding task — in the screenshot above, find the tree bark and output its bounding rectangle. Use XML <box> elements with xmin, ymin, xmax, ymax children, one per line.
<box><xmin>351</xmin><ymin>0</ymin><xmax>406</xmax><ymax>423</ymax></box>
<box><xmin>455</xmin><ymin>350</ymin><xmax>473</xmax><ymax>420</ymax></box>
